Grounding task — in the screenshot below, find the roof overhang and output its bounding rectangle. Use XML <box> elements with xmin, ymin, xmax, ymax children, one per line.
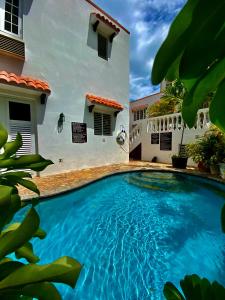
<box><xmin>0</xmin><ymin>71</ymin><xmax>51</xmax><ymax>95</ymax></box>
<box><xmin>91</xmin><ymin>13</ymin><xmax>120</xmax><ymax>41</ymax></box>
<box><xmin>86</xmin><ymin>93</ymin><xmax>123</xmax><ymax>116</ymax></box>
<box><xmin>131</xmin><ymin>104</ymin><xmax>148</xmax><ymax>112</ymax></box>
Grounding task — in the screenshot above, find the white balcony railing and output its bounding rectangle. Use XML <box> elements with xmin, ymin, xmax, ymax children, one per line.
<box><xmin>147</xmin><ymin>108</ymin><xmax>209</xmax><ymax>133</ymax></box>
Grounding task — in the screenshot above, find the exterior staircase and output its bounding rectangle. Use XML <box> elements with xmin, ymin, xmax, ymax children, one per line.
<box><xmin>129</xmin><ymin>123</ymin><xmax>142</xmax><ymax>153</ymax></box>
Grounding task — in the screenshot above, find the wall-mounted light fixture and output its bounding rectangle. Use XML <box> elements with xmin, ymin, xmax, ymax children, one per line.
<box><xmin>58</xmin><ymin>113</ymin><xmax>65</xmax><ymax>133</ymax></box>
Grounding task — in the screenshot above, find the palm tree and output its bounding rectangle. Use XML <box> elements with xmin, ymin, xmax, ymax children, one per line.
<box><xmin>161</xmin><ymin>79</ymin><xmax>187</xmax><ymax>155</ymax></box>
<box><xmin>160</xmin><ymin>79</ymin><xmax>187</xmax><ymax>114</ymax></box>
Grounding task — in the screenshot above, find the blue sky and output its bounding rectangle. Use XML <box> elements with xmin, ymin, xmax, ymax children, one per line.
<box><xmin>93</xmin><ymin>0</ymin><xmax>186</xmax><ymax>100</ymax></box>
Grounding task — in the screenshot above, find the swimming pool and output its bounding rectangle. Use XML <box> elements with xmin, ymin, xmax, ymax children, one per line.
<box><xmin>21</xmin><ymin>172</ymin><xmax>225</xmax><ymax>299</ymax></box>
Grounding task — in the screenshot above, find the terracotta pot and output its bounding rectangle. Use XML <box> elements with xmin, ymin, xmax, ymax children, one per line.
<box><xmin>198</xmin><ymin>162</ymin><xmax>209</xmax><ymax>172</ymax></box>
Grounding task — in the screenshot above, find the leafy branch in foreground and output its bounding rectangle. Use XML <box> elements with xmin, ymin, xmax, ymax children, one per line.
<box><xmin>151</xmin><ymin>0</ymin><xmax>225</xmax><ymax>132</ymax></box>
<box><xmin>0</xmin><ymin>123</ymin><xmax>82</xmax><ymax>299</ymax></box>
<box><xmin>151</xmin><ymin>0</ymin><xmax>225</xmax><ymax>298</ymax></box>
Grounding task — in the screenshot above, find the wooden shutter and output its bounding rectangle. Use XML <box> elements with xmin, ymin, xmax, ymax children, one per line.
<box><xmin>10</xmin><ymin>121</ymin><xmax>32</xmax><ymax>155</ymax></box>
<box><xmin>98</xmin><ymin>33</ymin><xmax>108</xmax><ymax>60</ymax></box>
<box><xmin>103</xmin><ymin>114</ymin><xmax>111</xmax><ymax>136</ymax></box>
<box><xmin>94</xmin><ymin>112</ymin><xmax>102</xmax><ymax>135</ymax></box>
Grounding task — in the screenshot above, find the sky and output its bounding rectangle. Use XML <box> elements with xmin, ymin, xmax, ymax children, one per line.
<box><xmin>93</xmin><ymin>0</ymin><xmax>186</xmax><ymax>100</ymax></box>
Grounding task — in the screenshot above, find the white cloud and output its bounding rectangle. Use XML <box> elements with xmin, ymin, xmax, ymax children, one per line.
<box><xmin>93</xmin><ymin>0</ymin><xmax>186</xmax><ymax>99</ymax></box>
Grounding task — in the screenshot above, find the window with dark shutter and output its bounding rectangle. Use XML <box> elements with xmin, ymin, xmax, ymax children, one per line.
<box><xmin>94</xmin><ymin>112</ymin><xmax>112</xmax><ymax>136</ymax></box>
<box><xmin>98</xmin><ymin>33</ymin><xmax>108</xmax><ymax>60</ymax></box>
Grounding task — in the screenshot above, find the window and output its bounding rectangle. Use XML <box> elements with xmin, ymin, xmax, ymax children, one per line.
<box><xmin>133</xmin><ymin>112</ymin><xmax>137</xmax><ymax>121</ymax></box>
<box><xmin>9</xmin><ymin>101</ymin><xmax>31</xmax><ymax>121</ymax></box>
<box><xmin>136</xmin><ymin>110</ymin><xmax>140</xmax><ymax>120</ymax></box>
<box><xmin>8</xmin><ymin>101</ymin><xmax>32</xmax><ymax>155</ymax></box>
<box><xmin>98</xmin><ymin>33</ymin><xmax>108</xmax><ymax>60</ymax></box>
<box><xmin>0</xmin><ymin>0</ymin><xmax>21</xmax><ymax>36</ymax></box>
<box><xmin>140</xmin><ymin>110</ymin><xmax>143</xmax><ymax>120</ymax></box>
<box><xmin>143</xmin><ymin>108</ymin><xmax>147</xmax><ymax>119</ymax></box>
<box><xmin>94</xmin><ymin>112</ymin><xmax>112</xmax><ymax>136</ymax></box>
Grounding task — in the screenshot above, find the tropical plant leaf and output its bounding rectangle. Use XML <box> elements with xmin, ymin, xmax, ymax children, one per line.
<box><xmin>0</xmin><ymin>186</ymin><xmax>21</xmax><ymax>231</ymax></box>
<box><xmin>1</xmin><ymin>222</ymin><xmax>46</xmax><ymax>240</ymax></box>
<box><xmin>180</xmin><ymin>274</ymin><xmax>201</xmax><ymax>299</ymax></box>
<box><xmin>18</xmin><ymin>282</ymin><xmax>62</xmax><ymax>300</ymax></box>
<box><xmin>209</xmin><ymin>79</ymin><xmax>225</xmax><ymax>132</ymax></box>
<box><xmin>0</xmin><ymin>155</ymin><xmax>53</xmax><ymax>171</ymax></box>
<box><xmin>2</xmin><ymin>171</ymin><xmax>32</xmax><ymax>179</ymax></box>
<box><xmin>179</xmin><ymin>2</ymin><xmax>225</xmax><ymax>79</ymax></box>
<box><xmin>151</xmin><ymin>0</ymin><xmax>198</xmax><ymax>84</ymax></box>
<box><xmin>164</xmin><ymin>282</ymin><xmax>185</xmax><ymax>300</ymax></box>
<box><xmin>0</xmin><ymin>174</ymin><xmax>39</xmax><ymax>194</ymax></box>
<box><xmin>15</xmin><ymin>242</ymin><xmax>40</xmax><ymax>263</ymax></box>
<box><xmin>0</xmin><ymin>124</ymin><xmax>8</xmax><ymax>150</ymax></box>
<box><xmin>211</xmin><ymin>281</ymin><xmax>225</xmax><ymax>299</ymax></box>
<box><xmin>0</xmin><ymin>208</ymin><xmax>39</xmax><ymax>260</ymax></box>
<box><xmin>0</xmin><ymin>282</ymin><xmax>62</xmax><ymax>300</ymax></box>
<box><xmin>0</xmin><ymin>256</ymin><xmax>82</xmax><ymax>290</ymax></box>
<box><xmin>0</xmin><ymin>133</ymin><xmax>23</xmax><ymax>160</ymax></box>
<box><xmin>0</xmin><ymin>261</ymin><xmax>24</xmax><ymax>281</ymax></box>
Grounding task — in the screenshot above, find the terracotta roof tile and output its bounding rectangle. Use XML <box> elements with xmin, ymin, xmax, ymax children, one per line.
<box><xmin>131</xmin><ymin>104</ymin><xmax>148</xmax><ymax>112</ymax></box>
<box><xmin>94</xmin><ymin>13</ymin><xmax>120</xmax><ymax>33</ymax></box>
<box><xmin>0</xmin><ymin>71</ymin><xmax>51</xmax><ymax>94</ymax></box>
<box><xmin>86</xmin><ymin>94</ymin><xmax>123</xmax><ymax>110</ymax></box>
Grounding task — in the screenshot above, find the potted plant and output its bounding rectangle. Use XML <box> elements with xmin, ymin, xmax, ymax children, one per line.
<box><xmin>209</xmin><ymin>155</ymin><xmax>220</xmax><ymax>175</ymax></box>
<box><xmin>171</xmin><ymin>120</ymin><xmax>189</xmax><ymax>169</ymax></box>
<box><xmin>219</xmin><ymin>159</ymin><xmax>225</xmax><ymax>179</ymax></box>
<box><xmin>186</xmin><ymin>126</ymin><xmax>225</xmax><ymax>174</ymax></box>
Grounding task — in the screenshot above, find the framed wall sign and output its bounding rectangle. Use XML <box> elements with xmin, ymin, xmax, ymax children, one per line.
<box><xmin>151</xmin><ymin>133</ymin><xmax>159</xmax><ymax>144</ymax></box>
<box><xmin>160</xmin><ymin>132</ymin><xmax>172</xmax><ymax>151</ymax></box>
<box><xmin>71</xmin><ymin>122</ymin><xmax>87</xmax><ymax>143</ymax></box>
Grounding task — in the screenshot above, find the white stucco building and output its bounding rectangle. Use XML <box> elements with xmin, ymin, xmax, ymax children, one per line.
<box><xmin>0</xmin><ymin>0</ymin><xmax>130</xmax><ymax>174</ymax></box>
<box><xmin>129</xmin><ymin>82</ymin><xmax>210</xmax><ymax>164</ymax></box>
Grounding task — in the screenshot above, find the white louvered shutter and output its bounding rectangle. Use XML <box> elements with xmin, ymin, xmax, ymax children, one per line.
<box><xmin>10</xmin><ymin>121</ymin><xmax>32</xmax><ymax>155</ymax></box>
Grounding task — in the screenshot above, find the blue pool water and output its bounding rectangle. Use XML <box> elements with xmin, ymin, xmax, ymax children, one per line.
<box><xmin>18</xmin><ymin>172</ymin><xmax>225</xmax><ymax>299</ymax></box>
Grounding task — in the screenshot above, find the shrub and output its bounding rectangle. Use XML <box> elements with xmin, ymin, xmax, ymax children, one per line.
<box><xmin>0</xmin><ymin>123</ymin><xmax>82</xmax><ymax>299</ymax></box>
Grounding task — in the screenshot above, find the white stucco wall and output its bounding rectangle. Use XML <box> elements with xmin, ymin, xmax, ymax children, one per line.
<box><xmin>0</xmin><ymin>0</ymin><xmax>130</xmax><ymax>174</ymax></box>
<box><xmin>131</xmin><ymin>109</ymin><xmax>210</xmax><ymax>166</ymax></box>
<box><xmin>129</xmin><ymin>92</ymin><xmax>161</xmax><ymax>130</ymax></box>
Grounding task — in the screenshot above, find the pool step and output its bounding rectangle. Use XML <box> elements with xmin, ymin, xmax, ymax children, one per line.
<box><xmin>126</xmin><ymin>173</ymin><xmax>178</xmax><ymax>192</ymax></box>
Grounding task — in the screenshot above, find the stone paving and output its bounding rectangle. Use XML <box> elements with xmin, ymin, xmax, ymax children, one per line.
<box><xmin>19</xmin><ymin>161</ymin><xmax>219</xmax><ymax>200</ymax></box>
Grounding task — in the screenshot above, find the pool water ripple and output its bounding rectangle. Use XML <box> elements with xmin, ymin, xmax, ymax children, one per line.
<box><xmin>16</xmin><ymin>172</ymin><xmax>225</xmax><ymax>299</ymax></box>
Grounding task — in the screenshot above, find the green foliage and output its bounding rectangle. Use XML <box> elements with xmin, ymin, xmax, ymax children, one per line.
<box><xmin>147</xmin><ymin>98</ymin><xmax>176</xmax><ymax>117</ymax></box>
<box><xmin>0</xmin><ymin>124</ymin><xmax>82</xmax><ymax>299</ymax></box>
<box><xmin>186</xmin><ymin>126</ymin><xmax>225</xmax><ymax>167</ymax></box>
<box><xmin>164</xmin><ymin>275</ymin><xmax>225</xmax><ymax>300</ymax></box>
<box><xmin>147</xmin><ymin>79</ymin><xmax>185</xmax><ymax>117</ymax></box>
<box><xmin>151</xmin><ymin>0</ymin><xmax>225</xmax><ymax>132</ymax></box>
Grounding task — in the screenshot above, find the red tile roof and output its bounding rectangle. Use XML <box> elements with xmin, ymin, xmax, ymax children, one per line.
<box><xmin>86</xmin><ymin>94</ymin><xmax>123</xmax><ymax>110</ymax></box>
<box><xmin>0</xmin><ymin>71</ymin><xmax>51</xmax><ymax>94</ymax></box>
<box><xmin>93</xmin><ymin>13</ymin><xmax>120</xmax><ymax>33</ymax></box>
<box><xmin>85</xmin><ymin>0</ymin><xmax>130</xmax><ymax>34</ymax></box>
<box><xmin>132</xmin><ymin>104</ymin><xmax>148</xmax><ymax>112</ymax></box>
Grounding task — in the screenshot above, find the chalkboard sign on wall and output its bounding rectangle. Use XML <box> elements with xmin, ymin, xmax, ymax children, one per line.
<box><xmin>151</xmin><ymin>133</ymin><xmax>159</xmax><ymax>144</ymax></box>
<box><xmin>160</xmin><ymin>132</ymin><xmax>172</xmax><ymax>150</ymax></box>
<box><xmin>71</xmin><ymin>122</ymin><xmax>87</xmax><ymax>143</ymax></box>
